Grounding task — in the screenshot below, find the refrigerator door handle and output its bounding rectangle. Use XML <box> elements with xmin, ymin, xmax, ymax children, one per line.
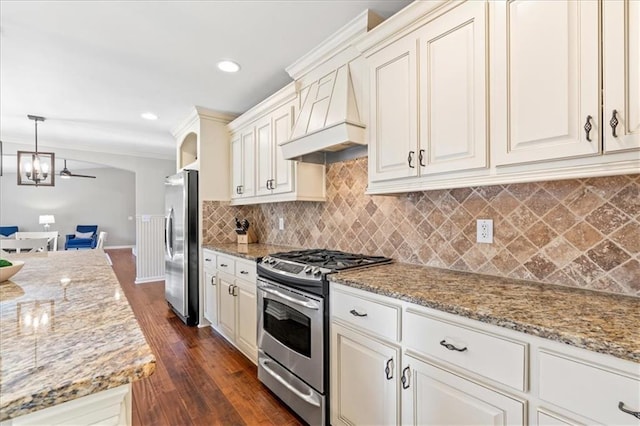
<box><xmin>165</xmin><ymin>208</ymin><xmax>174</xmax><ymax>258</ymax></box>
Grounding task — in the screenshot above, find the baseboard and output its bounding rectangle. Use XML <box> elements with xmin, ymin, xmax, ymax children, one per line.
<box><xmin>134</xmin><ymin>275</ymin><xmax>164</xmax><ymax>284</ymax></box>
<box><xmin>104</xmin><ymin>245</ymin><xmax>135</xmax><ymax>250</ymax></box>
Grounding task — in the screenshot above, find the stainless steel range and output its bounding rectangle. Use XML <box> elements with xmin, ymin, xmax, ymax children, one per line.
<box><xmin>256</xmin><ymin>249</ymin><xmax>392</xmax><ymax>425</ymax></box>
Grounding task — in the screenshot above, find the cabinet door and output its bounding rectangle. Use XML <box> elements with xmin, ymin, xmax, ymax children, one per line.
<box><xmin>203</xmin><ymin>270</ymin><xmax>217</xmax><ymax>326</ymax></box>
<box><xmin>217</xmin><ymin>273</ymin><xmax>236</xmax><ymax>341</ymax></box>
<box><xmin>491</xmin><ymin>0</ymin><xmax>600</xmax><ymax>165</ymax></box>
<box><xmin>418</xmin><ymin>0</ymin><xmax>488</xmax><ymax>175</ymax></box>
<box><xmin>272</xmin><ymin>102</ymin><xmax>295</xmax><ymax>195</ymax></box>
<box><xmin>603</xmin><ymin>0</ymin><xmax>640</xmax><ymax>152</ymax></box>
<box><xmin>331</xmin><ymin>322</ymin><xmax>400</xmax><ymax>426</ymax></box>
<box><xmin>235</xmin><ymin>278</ymin><xmax>257</xmax><ymax>362</ymax></box>
<box><xmin>240</xmin><ymin>127</ymin><xmax>256</xmax><ymax>198</ymax></box>
<box><xmin>230</xmin><ymin>134</ymin><xmax>243</xmax><ymax>200</ymax></box>
<box><xmin>402</xmin><ymin>354</ymin><xmax>525</xmax><ymax>426</ymax></box>
<box><xmin>368</xmin><ymin>33</ymin><xmax>419</xmax><ymax>182</ymax></box>
<box><xmin>255</xmin><ymin>116</ymin><xmax>273</xmax><ymax>196</ymax></box>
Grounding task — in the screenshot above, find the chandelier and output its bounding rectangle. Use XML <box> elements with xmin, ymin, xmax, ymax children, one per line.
<box><xmin>17</xmin><ymin>115</ymin><xmax>55</xmax><ymax>187</ymax></box>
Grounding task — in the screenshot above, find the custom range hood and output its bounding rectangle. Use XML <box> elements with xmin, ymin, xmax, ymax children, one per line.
<box><xmin>279</xmin><ymin>64</ymin><xmax>365</xmax><ymax>160</ymax></box>
<box><xmin>279</xmin><ymin>10</ymin><xmax>383</xmax><ymax>161</ymax></box>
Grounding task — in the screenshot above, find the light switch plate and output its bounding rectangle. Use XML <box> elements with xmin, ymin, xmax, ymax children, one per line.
<box><xmin>477</xmin><ymin>219</ymin><xmax>493</xmax><ymax>243</ymax></box>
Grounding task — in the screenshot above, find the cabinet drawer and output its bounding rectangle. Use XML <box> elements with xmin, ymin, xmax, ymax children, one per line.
<box><xmin>404</xmin><ymin>310</ymin><xmax>527</xmax><ymax>391</ymax></box>
<box><xmin>217</xmin><ymin>255</ymin><xmax>235</xmax><ymax>275</ymax></box>
<box><xmin>203</xmin><ymin>250</ymin><xmax>216</xmax><ymax>272</ymax></box>
<box><xmin>235</xmin><ymin>258</ymin><xmax>256</xmax><ymax>282</ymax></box>
<box><xmin>539</xmin><ymin>350</ymin><xmax>640</xmax><ymax>425</ymax></box>
<box><xmin>331</xmin><ymin>286</ymin><xmax>401</xmax><ymax>342</ymax></box>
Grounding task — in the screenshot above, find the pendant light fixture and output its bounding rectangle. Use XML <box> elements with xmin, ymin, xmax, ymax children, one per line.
<box><xmin>17</xmin><ymin>115</ymin><xmax>55</xmax><ymax>187</ymax></box>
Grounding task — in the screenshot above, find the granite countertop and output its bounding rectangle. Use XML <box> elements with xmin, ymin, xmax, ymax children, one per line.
<box><xmin>330</xmin><ymin>263</ymin><xmax>640</xmax><ymax>364</ymax></box>
<box><xmin>202</xmin><ymin>243</ymin><xmax>303</xmax><ymax>261</ymax></box>
<box><xmin>0</xmin><ymin>250</ymin><xmax>156</xmax><ymax>421</ymax></box>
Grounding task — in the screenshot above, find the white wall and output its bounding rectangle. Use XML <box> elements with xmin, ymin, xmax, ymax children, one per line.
<box><xmin>0</xmin><ymin>168</ymin><xmax>136</xmax><ymax>246</ymax></box>
<box><xmin>2</xmin><ymin>142</ymin><xmax>175</xmax><ymax>215</ymax></box>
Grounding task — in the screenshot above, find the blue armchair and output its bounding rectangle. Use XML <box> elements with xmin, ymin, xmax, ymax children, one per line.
<box><xmin>65</xmin><ymin>225</ymin><xmax>98</xmax><ymax>250</ymax></box>
<box><xmin>0</xmin><ymin>226</ymin><xmax>19</xmax><ymax>237</ymax></box>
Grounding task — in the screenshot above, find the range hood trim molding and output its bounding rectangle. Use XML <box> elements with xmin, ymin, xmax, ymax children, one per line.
<box><xmin>279</xmin><ymin>120</ymin><xmax>366</xmax><ymax>160</ymax></box>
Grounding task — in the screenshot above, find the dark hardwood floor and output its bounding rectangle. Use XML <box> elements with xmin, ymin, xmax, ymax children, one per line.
<box><xmin>106</xmin><ymin>249</ymin><xmax>303</xmax><ymax>426</ymax></box>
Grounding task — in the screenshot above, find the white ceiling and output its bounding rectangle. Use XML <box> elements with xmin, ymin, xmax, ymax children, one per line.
<box><xmin>0</xmin><ymin>0</ymin><xmax>412</xmax><ymax>161</ymax></box>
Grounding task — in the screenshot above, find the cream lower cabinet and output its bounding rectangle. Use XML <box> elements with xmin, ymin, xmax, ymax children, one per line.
<box><xmin>402</xmin><ymin>354</ymin><xmax>524</xmax><ymax>426</ymax></box>
<box><xmin>207</xmin><ymin>252</ymin><xmax>258</xmax><ymax>364</ymax></box>
<box><xmin>331</xmin><ymin>322</ymin><xmax>401</xmax><ymax>426</ymax></box>
<box><xmin>202</xmin><ymin>249</ymin><xmax>217</xmax><ymax>326</ymax></box>
<box><xmin>330</xmin><ymin>282</ymin><xmax>639</xmax><ymax>425</ymax></box>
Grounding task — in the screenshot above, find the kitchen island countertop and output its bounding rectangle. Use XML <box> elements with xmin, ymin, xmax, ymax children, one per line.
<box><xmin>202</xmin><ymin>243</ymin><xmax>303</xmax><ymax>261</ymax></box>
<box><xmin>0</xmin><ymin>250</ymin><xmax>155</xmax><ymax>421</ymax></box>
<box><xmin>330</xmin><ymin>262</ymin><xmax>640</xmax><ymax>363</ymax></box>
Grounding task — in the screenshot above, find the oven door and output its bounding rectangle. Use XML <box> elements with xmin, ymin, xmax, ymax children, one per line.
<box><xmin>257</xmin><ymin>277</ymin><xmax>324</xmax><ymax>392</ymax></box>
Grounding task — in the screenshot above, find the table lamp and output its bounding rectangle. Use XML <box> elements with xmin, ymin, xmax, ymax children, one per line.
<box><xmin>39</xmin><ymin>215</ymin><xmax>55</xmax><ymax>231</ymax></box>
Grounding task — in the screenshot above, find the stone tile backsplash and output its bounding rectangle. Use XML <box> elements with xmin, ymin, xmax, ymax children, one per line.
<box><xmin>203</xmin><ymin>158</ymin><xmax>639</xmax><ymax>296</ymax></box>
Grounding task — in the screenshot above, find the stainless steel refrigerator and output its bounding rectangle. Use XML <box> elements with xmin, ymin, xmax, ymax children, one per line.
<box><xmin>164</xmin><ymin>169</ymin><xmax>199</xmax><ymax>326</ymax></box>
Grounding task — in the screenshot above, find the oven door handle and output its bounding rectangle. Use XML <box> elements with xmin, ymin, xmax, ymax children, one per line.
<box><xmin>259</xmin><ymin>285</ymin><xmax>320</xmax><ymax>310</ymax></box>
<box><xmin>259</xmin><ymin>358</ymin><xmax>322</xmax><ymax>408</ymax></box>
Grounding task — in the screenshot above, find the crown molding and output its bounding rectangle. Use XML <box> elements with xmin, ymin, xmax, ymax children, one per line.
<box><xmin>285</xmin><ymin>9</ymin><xmax>383</xmax><ymax>81</ymax></box>
<box><xmin>228</xmin><ymin>82</ymin><xmax>298</xmax><ymax>132</ymax></box>
<box><xmin>171</xmin><ymin>106</ymin><xmax>237</xmax><ymax>139</ymax></box>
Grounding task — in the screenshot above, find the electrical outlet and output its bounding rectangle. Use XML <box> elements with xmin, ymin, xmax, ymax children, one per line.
<box><xmin>476</xmin><ymin>219</ymin><xmax>493</xmax><ymax>243</ymax></box>
<box><xmin>278</xmin><ymin>217</ymin><xmax>285</xmax><ymax>230</ymax></box>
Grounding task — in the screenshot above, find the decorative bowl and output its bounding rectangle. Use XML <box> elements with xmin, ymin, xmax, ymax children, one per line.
<box><xmin>0</xmin><ymin>261</ymin><xmax>25</xmax><ymax>282</ymax></box>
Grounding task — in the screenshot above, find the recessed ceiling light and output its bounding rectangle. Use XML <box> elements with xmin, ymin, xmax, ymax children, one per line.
<box><xmin>141</xmin><ymin>112</ymin><xmax>158</xmax><ymax>120</ymax></box>
<box><xmin>217</xmin><ymin>60</ymin><xmax>240</xmax><ymax>73</ymax></box>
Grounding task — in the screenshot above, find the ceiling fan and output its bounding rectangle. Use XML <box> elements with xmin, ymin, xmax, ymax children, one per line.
<box><xmin>59</xmin><ymin>159</ymin><xmax>96</xmax><ymax>179</ymax></box>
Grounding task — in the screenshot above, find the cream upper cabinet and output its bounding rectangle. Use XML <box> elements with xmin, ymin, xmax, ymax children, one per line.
<box><xmin>255</xmin><ymin>102</ymin><xmax>295</xmax><ymax>196</ymax></box>
<box><xmin>230</xmin><ymin>128</ymin><xmax>255</xmax><ymax>199</ymax></box>
<box><xmin>417</xmin><ymin>0</ymin><xmax>488</xmax><ymax>175</ymax></box>
<box><xmin>368</xmin><ymin>33</ymin><xmax>418</xmax><ymax>182</ymax></box>
<box><xmin>367</xmin><ymin>0</ymin><xmax>488</xmax><ymax>185</ymax></box>
<box><xmin>491</xmin><ymin>0</ymin><xmax>601</xmax><ymax>165</ymax></box>
<box><xmin>603</xmin><ymin>0</ymin><xmax>640</xmax><ymax>153</ymax></box>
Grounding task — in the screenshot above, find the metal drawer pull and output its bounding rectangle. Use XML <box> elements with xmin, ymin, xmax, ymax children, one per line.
<box><xmin>259</xmin><ymin>285</ymin><xmax>320</xmax><ymax>310</ymax></box>
<box><xmin>349</xmin><ymin>309</ymin><xmax>367</xmax><ymax>317</ymax></box>
<box><xmin>205</xmin><ymin>258</ymin><xmax>212</xmax><ymax>262</ymax></box>
<box><xmin>440</xmin><ymin>340</ymin><xmax>468</xmax><ymax>352</ymax></box>
<box><xmin>610</xmin><ymin>110</ymin><xmax>619</xmax><ymax>138</ymax></box>
<box><xmin>407</xmin><ymin>151</ymin><xmax>415</xmax><ymax>168</ymax></box>
<box><xmin>385</xmin><ymin>358</ymin><xmax>394</xmax><ymax>380</ymax></box>
<box><xmin>240</xmin><ymin>270</ymin><xmax>249</xmax><ymax>275</ymax></box>
<box><xmin>584</xmin><ymin>115</ymin><xmax>593</xmax><ymax>142</ymax></box>
<box><xmin>220</xmin><ymin>263</ymin><xmax>228</xmax><ymax>267</ymax></box>
<box><xmin>259</xmin><ymin>358</ymin><xmax>321</xmax><ymax>407</ymax></box>
<box><xmin>619</xmin><ymin>402</ymin><xmax>640</xmax><ymax>419</ymax></box>
<box><xmin>401</xmin><ymin>366</ymin><xmax>411</xmax><ymax>389</ymax></box>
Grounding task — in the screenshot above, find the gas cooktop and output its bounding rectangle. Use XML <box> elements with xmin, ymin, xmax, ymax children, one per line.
<box><xmin>269</xmin><ymin>249</ymin><xmax>392</xmax><ymax>271</ymax></box>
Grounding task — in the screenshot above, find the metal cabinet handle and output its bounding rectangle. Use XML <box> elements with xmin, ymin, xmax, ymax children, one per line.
<box><xmin>407</xmin><ymin>151</ymin><xmax>415</xmax><ymax>168</ymax></box>
<box><xmin>210</xmin><ymin>276</ymin><xmax>215</xmax><ymax>285</ymax></box>
<box><xmin>385</xmin><ymin>358</ymin><xmax>394</xmax><ymax>380</ymax></box>
<box><xmin>619</xmin><ymin>402</ymin><xmax>640</xmax><ymax>419</ymax></box>
<box><xmin>610</xmin><ymin>110</ymin><xmax>619</xmax><ymax>138</ymax></box>
<box><xmin>238</xmin><ymin>185</ymin><xmax>244</xmax><ymax>194</ymax></box>
<box><xmin>401</xmin><ymin>366</ymin><xmax>411</xmax><ymax>389</ymax></box>
<box><xmin>228</xmin><ymin>285</ymin><xmax>233</xmax><ymax>295</ymax></box>
<box><xmin>440</xmin><ymin>339</ymin><xmax>468</xmax><ymax>352</ymax></box>
<box><xmin>349</xmin><ymin>309</ymin><xmax>367</xmax><ymax>317</ymax></box>
<box><xmin>584</xmin><ymin>115</ymin><xmax>593</xmax><ymax>142</ymax></box>
<box><xmin>266</xmin><ymin>179</ymin><xmax>271</xmax><ymax>190</ymax></box>
<box><xmin>419</xmin><ymin>149</ymin><xmax>425</xmax><ymax>167</ymax></box>
<box><xmin>220</xmin><ymin>263</ymin><xmax>228</xmax><ymax>267</ymax></box>
<box><xmin>205</xmin><ymin>258</ymin><xmax>212</xmax><ymax>262</ymax></box>
<box><xmin>270</xmin><ymin>179</ymin><xmax>276</xmax><ymax>190</ymax></box>
<box><xmin>240</xmin><ymin>270</ymin><xmax>249</xmax><ymax>275</ymax></box>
